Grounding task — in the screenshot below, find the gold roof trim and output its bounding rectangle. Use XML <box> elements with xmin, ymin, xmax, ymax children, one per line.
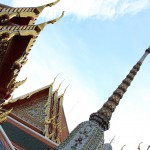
<box><xmin>0</xmin><ymin>108</ymin><xmax>12</xmax><ymax>124</ymax></box>
<box><xmin>35</xmin><ymin>11</ymin><xmax>64</xmax><ymax>32</ymax></box>
<box><xmin>138</xmin><ymin>142</ymin><xmax>143</xmax><ymax>150</ymax></box>
<box><xmin>0</xmin><ymin>12</ymin><xmax>64</xmax><ymax>96</ymax></box>
<box><xmin>7</xmin><ymin>78</ymin><xmax>27</xmax><ymax>94</ymax></box>
<box><xmin>0</xmin><ymin>11</ymin><xmax>64</xmax><ymax>43</ymax></box>
<box><xmin>44</xmin><ymin>78</ymin><xmax>67</xmax><ymax>144</ymax></box>
<box><xmin>0</xmin><ymin>0</ymin><xmax>60</xmax><ymax>24</ymax></box>
<box><xmin>3</xmin><ymin>84</ymin><xmax>50</xmax><ymax>105</ymax></box>
<box><xmin>35</xmin><ymin>0</ymin><xmax>60</xmax><ymax>15</ymax></box>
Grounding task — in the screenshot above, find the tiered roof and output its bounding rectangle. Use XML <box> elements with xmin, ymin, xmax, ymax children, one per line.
<box><xmin>0</xmin><ymin>0</ymin><xmax>60</xmax><ymax>25</ymax></box>
<box><xmin>0</xmin><ymin>1</ymin><xmax>67</xmax><ymax>148</ymax></box>
<box><xmin>0</xmin><ymin>5</ymin><xmax>63</xmax><ymax>99</ymax></box>
<box><xmin>3</xmin><ymin>82</ymin><xmax>69</xmax><ymax>144</ymax></box>
<box><xmin>0</xmin><ymin>1</ymin><xmax>63</xmax><ymax>126</ymax></box>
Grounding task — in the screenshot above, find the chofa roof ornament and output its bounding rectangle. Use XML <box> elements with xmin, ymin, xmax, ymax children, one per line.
<box><xmin>0</xmin><ymin>0</ymin><xmax>60</xmax><ymax>24</ymax></box>
<box><xmin>0</xmin><ymin>11</ymin><xmax>64</xmax><ymax>43</ymax></box>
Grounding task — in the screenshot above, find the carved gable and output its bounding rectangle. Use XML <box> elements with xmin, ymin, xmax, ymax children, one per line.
<box><xmin>12</xmin><ymin>95</ymin><xmax>48</xmax><ymax>131</ymax></box>
<box><xmin>3</xmin><ymin>85</ymin><xmax>69</xmax><ymax>143</ymax></box>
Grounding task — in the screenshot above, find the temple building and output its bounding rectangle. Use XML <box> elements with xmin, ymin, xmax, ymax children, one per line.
<box><xmin>2</xmin><ymin>83</ymin><xmax>69</xmax><ymax>149</ymax></box>
<box><xmin>0</xmin><ymin>1</ymin><xmax>149</xmax><ymax>150</ymax></box>
<box><xmin>0</xmin><ymin>1</ymin><xmax>68</xmax><ymax>149</ymax></box>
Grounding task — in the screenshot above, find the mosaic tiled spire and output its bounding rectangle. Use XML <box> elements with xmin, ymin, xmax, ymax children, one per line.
<box><xmin>56</xmin><ymin>48</ymin><xmax>150</xmax><ymax>150</ymax></box>
<box><xmin>89</xmin><ymin>48</ymin><xmax>150</xmax><ymax>131</ymax></box>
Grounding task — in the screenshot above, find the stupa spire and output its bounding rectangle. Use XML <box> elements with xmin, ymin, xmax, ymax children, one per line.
<box><xmin>89</xmin><ymin>48</ymin><xmax>150</xmax><ymax>131</ymax></box>
<box><xmin>56</xmin><ymin>48</ymin><xmax>150</xmax><ymax>150</ymax></box>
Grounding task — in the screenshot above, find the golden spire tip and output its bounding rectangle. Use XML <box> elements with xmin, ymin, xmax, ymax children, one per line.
<box><xmin>46</xmin><ymin>0</ymin><xmax>60</xmax><ymax>7</ymax></box>
<box><xmin>47</xmin><ymin>11</ymin><xmax>64</xmax><ymax>25</ymax></box>
<box><xmin>50</xmin><ymin>73</ymin><xmax>60</xmax><ymax>86</ymax></box>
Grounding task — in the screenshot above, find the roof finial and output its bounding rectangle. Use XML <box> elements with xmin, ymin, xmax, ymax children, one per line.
<box><xmin>45</xmin><ymin>0</ymin><xmax>60</xmax><ymax>7</ymax></box>
<box><xmin>0</xmin><ymin>0</ymin><xmax>61</xmax><ymax>24</ymax></box>
<box><xmin>89</xmin><ymin>48</ymin><xmax>150</xmax><ymax>131</ymax></box>
<box><xmin>121</xmin><ymin>145</ymin><xmax>126</xmax><ymax>150</ymax></box>
<box><xmin>138</xmin><ymin>142</ymin><xmax>143</xmax><ymax>150</ymax></box>
<box><xmin>35</xmin><ymin>11</ymin><xmax>64</xmax><ymax>32</ymax></box>
<box><xmin>51</xmin><ymin>73</ymin><xmax>60</xmax><ymax>86</ymax></box>
<box><xmin>35</xmin><ymin>0</ymin><xmax>60</xmax><ymax>14</ymax></box>
<box><xmin>56</xmin><ymin>79</ymin><xmax>65</xmax><ymax>91</ymax></box>
<box><xmin>62</xmin><ymin>84</ymin><xmax>70</xmax><ymax>96</ymax></box>
<box><xmin>110</xmin><ymin>136</ymin><xmax>115</xmax><ymax>144</ymax></box>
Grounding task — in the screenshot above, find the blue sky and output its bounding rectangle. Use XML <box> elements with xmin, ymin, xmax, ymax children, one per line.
<box><xmin>1</xmin><ymin>0</ymin><xmax>150</xmax><ymax>149</ymax></box>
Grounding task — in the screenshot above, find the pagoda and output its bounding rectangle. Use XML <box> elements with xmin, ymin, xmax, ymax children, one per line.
<box><xmin>0</xmin><ymin>1</ymin><xmax>150</xmax><ymax>150</ymax></box>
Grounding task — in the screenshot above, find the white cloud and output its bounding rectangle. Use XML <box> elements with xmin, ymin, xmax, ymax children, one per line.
<box><xmin>12</xmin><ymin>0</ymin><xmax>150</xmax><ymax>20</ymax></box>
<box><xmin>117</xmin><ymin>0</ymin><xmax>150</xmax><ymax>16</ymax></box>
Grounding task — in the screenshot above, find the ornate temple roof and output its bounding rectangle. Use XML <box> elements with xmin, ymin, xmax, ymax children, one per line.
<box><xmin>0</xmin><ymin>12</ymin><xmax>63</xmax><ymax>99</ymax></box>
<box><xmin>0</xmin><ymin>0</ymin><xmax>63</xmax><ymax>127</ymax></box>
<box><xmin>0</xmin><ymin>0</ymin><xmax>60</xmax><ymax>25</ymax></box>
<box><xmin>3</xmin><ymin>83</ymin><xmax>69</xmax><ymax>144</ymax></box>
